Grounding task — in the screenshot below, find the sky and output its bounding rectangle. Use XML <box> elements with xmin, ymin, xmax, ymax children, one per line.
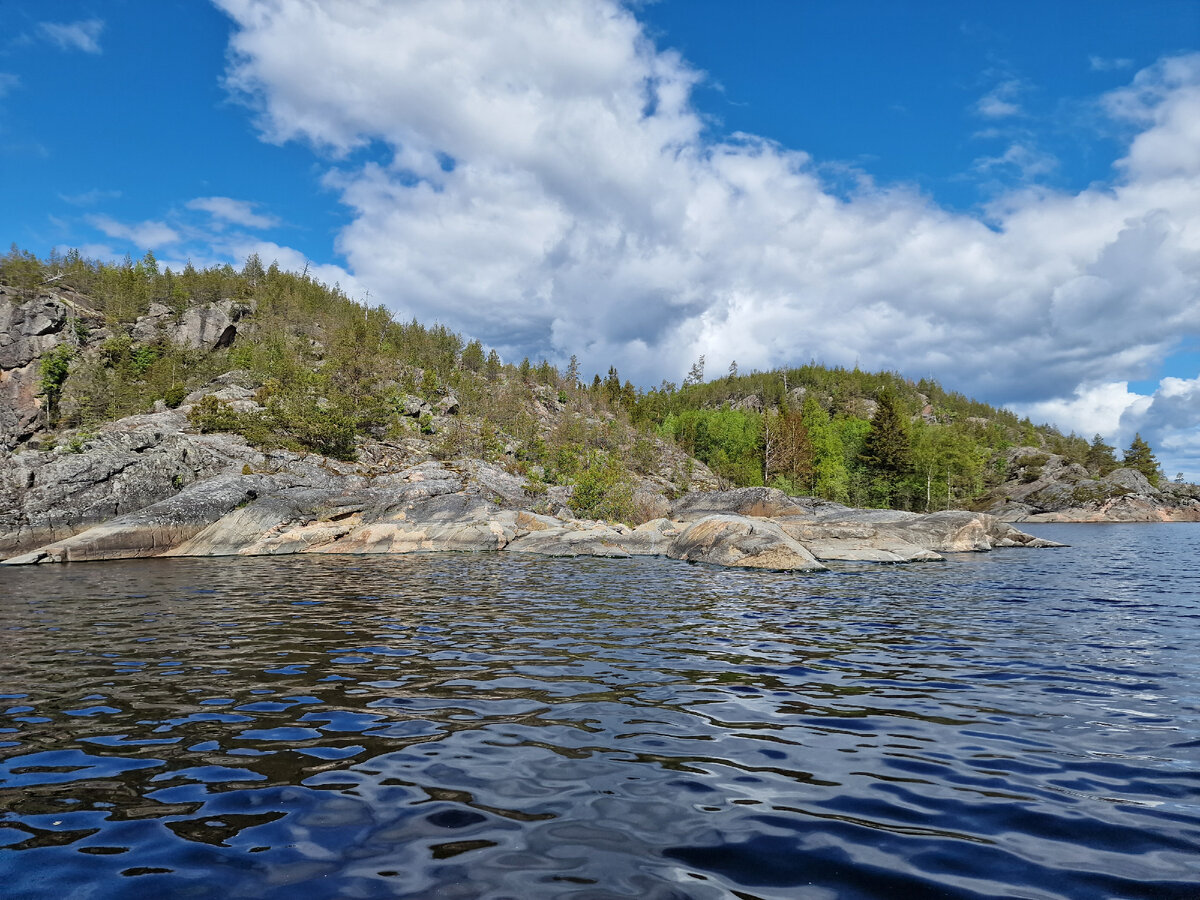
<box><xmin>1</xmin><ymin>0</ymin><xmax>1199</xmax><ymax>479</ymax></box>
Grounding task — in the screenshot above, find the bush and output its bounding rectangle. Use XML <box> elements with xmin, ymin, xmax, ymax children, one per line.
<box><xmin>163</xmin><ymin>384</ymin><xmax>188</xmax><ymax>408</ymax></box>
<box><xmin>568</xmin><ymin>452</ymin><xmax>635</xmax><ymax>522</ymax></box>
<box><xmin>187</xmin><ymin>395</ymin><xmax>242</xmax><ymax>433</ymax></box>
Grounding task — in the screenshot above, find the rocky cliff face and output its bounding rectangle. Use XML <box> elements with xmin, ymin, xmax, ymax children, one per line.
<box><xmin>0</xmin><ymin>287</ymin><xmax>71</xmax><ymax>449</ymax></box>
<box><xmin>983</xmin><ymin>447</ymin><xmax>1200</xmax><ymax>522</ymax></box>
<box><xmin>0</xmin><ymin>289</ymin><xmax>250</xmax><ymax>451</ymax></box>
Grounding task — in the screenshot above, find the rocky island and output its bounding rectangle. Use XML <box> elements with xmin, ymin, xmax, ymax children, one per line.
<box><xmin>1</xmin><ymin>251</ymin><xmax>1193</xmax><ymax>572</ymax></box>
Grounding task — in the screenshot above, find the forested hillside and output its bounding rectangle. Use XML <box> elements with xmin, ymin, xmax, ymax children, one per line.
<box><xmin>1</xmin><ymin>246</ymin><xmax>1165</xmax><ymax>514</ymax></box>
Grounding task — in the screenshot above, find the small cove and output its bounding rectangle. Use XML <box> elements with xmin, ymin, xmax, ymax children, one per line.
<box><xmin>1</xmin><ymin>523</ymin><xmax>1198</xmax><ymax>898</ymax></box>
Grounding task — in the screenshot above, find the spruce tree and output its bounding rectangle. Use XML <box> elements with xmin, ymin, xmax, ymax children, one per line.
<box><xmin>859</xmin><ymin>389</ymin><xmax>910</xmax><ymax>505</ymax></box>
<box><xmin>1123</xmin><ymin>433</ymin><xmax>1159</xmax><ymax>485</ymax></box>
<box><xmin>1086</xmin><ymin>434</ymin><xmax>1118</xmax><ymax>475</ymax></box>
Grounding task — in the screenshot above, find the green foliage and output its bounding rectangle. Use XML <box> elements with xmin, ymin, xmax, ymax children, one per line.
<box><xmin>187</xmin><ymin>395</ymin><xmax>242</xmax><ymax>434</ymax></box>
<box><xmin>859</xmin><ymin>389</ymin><xmax>911</xmax><ymax>505</ymax></box>
<box><xmin>37</xmin><ymin>343</ymin><xmax>75</xmax><ymax>424</ymax></box>
<box><xmin>801</xmin><ymin>397</ymin><xmax>849</xmax><ymax>502</ymax></box>
<box><xmin>4</xmin><ymin>245</ymin><xmax>1116</xmax><ymax>514</ymax></box>
<box><xmin>567</xmin><ymin>452</ymin><xmax>635</xmax><ymax>522</ymax></box>
<box><xmin>1123</xmin><ymin>433</ymin><xmax>1159</xmax><ymax>485</ymax></box>
<box><xmin>63</xmin><ymin>431</ymin><xmax>94</xmax><ymax>454</ymax></box>
<box><xmin>1086</xmin><ymin>434</ymin><xmax>1118</xmax><ymax>476</ymax></box>
<box><xmin>163</xmin><ymin>384</ymin><xmax>188</xmax><ymax>408</ymax></box>
<box><xmin>661</xmin><ymin>408</ymin><xmax>763</xmax><ymax>486</ymax></box>
<box><xmin>1</xmin><ymin>244</ymin><xmax>43</xmax><ymax>298</ymax></box>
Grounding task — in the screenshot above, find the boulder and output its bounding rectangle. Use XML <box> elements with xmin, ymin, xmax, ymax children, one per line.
<box><xmin>667</xmin><ymin>515</ymin><xmax>826</xmax><ymax>571</ymax></box>
<box><xmin>1102</xmin><ymin>467</ymin><xmax>1158</xmax><ymax>495</ymax></box>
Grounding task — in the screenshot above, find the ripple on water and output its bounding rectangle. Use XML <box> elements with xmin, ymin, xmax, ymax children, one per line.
<box><xmin>1</xmin><ymin>529</ymin><xmax>1199</xmax><ymax>899</ymax></box>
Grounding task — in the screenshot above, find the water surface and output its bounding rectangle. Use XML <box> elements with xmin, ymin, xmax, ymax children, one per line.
<box><xmin>1</xmin><ymin>524</ymin><xmax>1198</xmax><ymax>898</ymax></box>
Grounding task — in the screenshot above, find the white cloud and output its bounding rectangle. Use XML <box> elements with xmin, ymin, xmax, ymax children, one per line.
<box><xmin>1090</xmin><ymin>55</ymin><xmax>1134</xmax><ymax>72</ymax></box>
<box><xmin>38</xmin><ymin>19</ymin><xmax>104</xmax><ymax>54</ymax></box>
<box><xmin>1013</xmin><ymin>382</ymin><xmax>1151</xmax><ymax>440</ymax></box>
<box><xmin>186</xmin><ymin>196</ymin><xmax>280</xmax><ymax>229</ymax></box>
<box><xmin>87</xmin><ymin>215</ymin><xmax>180</xmax><ymax>249</ymax></box>
<box><xmin>972</xmin><ymin>142</ymin><xmax>1058</xmax><ymax>180</ymax></box>
<box><xmin>213</xmin><ymin>1</ymin><xmax>1200</xmax><ymax>478</ymax></box>
<box><xmin>975</xmin><ymin>79</ymin><xmax>1023</xmax><ymax>118</ymax></box>
<box><xmin>0</xmin><ymin>73</ymin><xmax>19</xmax><ymax>97</ymax></box>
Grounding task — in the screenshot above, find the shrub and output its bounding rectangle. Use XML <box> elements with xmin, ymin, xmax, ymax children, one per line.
<box><xmin>568</xmin><ymin>452</ymin><xmax>635</xmax><ymax>523</ymax></box>
<box><xmin>187</xmin><ymin>395</ymin><xmax>241</xmax><ymax>433</ymax></box>
<box><xmin>163</xmin><ymin>384</ymin><xmax>188</xmax><ymax>408</ymax></box>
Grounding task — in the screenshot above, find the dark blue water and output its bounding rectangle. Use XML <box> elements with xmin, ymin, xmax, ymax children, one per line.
<box><xmin>0</xmin><ymin>524</ymin><xmax>1198</xmax><ymax>899</ymax></box>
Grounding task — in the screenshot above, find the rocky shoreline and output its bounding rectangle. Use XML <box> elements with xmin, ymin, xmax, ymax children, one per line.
<box><xmin>1</xmin><ymin>402</ymin><xmax>1061</xmax><ymax>570</ymax></box>
<box><xmin>983</xmin><ymin>447</ymin><xmax>1200</xmax><ymax>523</ymax></box>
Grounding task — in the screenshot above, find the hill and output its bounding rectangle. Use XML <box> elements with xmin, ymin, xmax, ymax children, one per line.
<box><xmin>1</xmin><ymin>245</ymin><xmax>1189</xmax><ymax>524</ymax></box>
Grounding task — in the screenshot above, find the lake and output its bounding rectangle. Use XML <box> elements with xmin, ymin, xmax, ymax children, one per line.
<box><xmin>1</xmin><ymin>524</ymin><xmax>1198</xmax><ymax>899</ymax></box>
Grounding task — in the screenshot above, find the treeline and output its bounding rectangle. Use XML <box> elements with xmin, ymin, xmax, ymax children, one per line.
<box><xmin>2</xmin><ymin>245</ymin><xmax>1167</xmax><ymax>512</ymax></box>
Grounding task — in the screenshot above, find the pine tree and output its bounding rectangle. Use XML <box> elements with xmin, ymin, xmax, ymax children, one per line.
<box><xmin>1123</xmin><ymin>433</ymin><xmax>1159</xmax><ymax>485</ymax></box>
<box><xmin>1086</xmin><ymin>434</ymin><xmax>1118</xmax><ymax>476</ymax></box>
<box><xmin>460</xmin><ymin>339</ymin><xmax>485</xmax><ymax>373</ymax></box>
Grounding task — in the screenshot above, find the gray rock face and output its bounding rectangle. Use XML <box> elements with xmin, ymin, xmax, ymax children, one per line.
<box><xmin>3</xmin><ymin>473</ymin><xmax>269</xmax><ymax>564</ymax></box>
<box><xmin>667</xmin><ymin>515</ymin><xmax>826</xmax><ymax>571</ymax></box>
<box><xmin>985</xmin><ymin>446</ymin><xmax>1200</xmax><ymax>522</ymax></box>
<box><xmin>132</xmin><ymin>300</ymin><xmax>247</xmax><ymax>351</ymax></box>
<box><xmin>0</xmin><ymin>292</ymin><xmax>69</xmax><ymax>449</ymax></box>
<box><xmin>0</xmin><ymin>415</ymin><xmax>247</xmax><ymax>554</ymax></box>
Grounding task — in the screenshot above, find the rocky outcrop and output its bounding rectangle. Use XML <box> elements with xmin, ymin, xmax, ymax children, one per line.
<box><xmin>667</xmin><ymin>515</ymin><xmax>826</xmax><ymax>571</ymax></box>
<box><xmin>0</xmin><ymin>289</ymin><xmax>71</xmax><ymax>449</ymax></box>
<box><xmin>2</xmin><ymin>440</ymin><xmax>1060</xmax><ymax>571</ymax></box>
<box><xmin>983</xmin><ymin>447</ymin><xmax>1200</xmax><ymax>522</ymax></box>
<box><xmin>131</xmin><ymin>300</ymin><xmax>249</xmax><ymax>351</ymax></box>
<box><xmin>1</xmin><ymin>290</ymin><xmax>253</xmax><ymax>451</ymax></box>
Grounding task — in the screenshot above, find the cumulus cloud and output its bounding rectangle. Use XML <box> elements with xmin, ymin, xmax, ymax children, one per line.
<box><xmin>1013</xmin><ymin>382</ymin><xmax>1152</xmax><ymax>440</ymax></box>
<box><xmin>87</xmin><ymin>215</ymin><xmax>180</xmax><ymax>249</ymax></box>
<box><xmin>186</xmin><ymin>196</ymin><xmax>280</xmax><ymax>229</ymax></box>
<box><xmin>38</xmin><ymin>19</ymin><xmax>104</xmax><ymax>54</ymax></box>
<box><xmin>213</xmin><ymin>0</ymin><xmax>1200</xmax><ymax>476</ymax></box>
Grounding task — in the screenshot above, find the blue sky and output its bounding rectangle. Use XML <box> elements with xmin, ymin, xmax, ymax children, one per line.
<box><xmin>1</xmin><ymin>1</ymin><xmax>1199</xmax><ymax>477</ymax></box>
